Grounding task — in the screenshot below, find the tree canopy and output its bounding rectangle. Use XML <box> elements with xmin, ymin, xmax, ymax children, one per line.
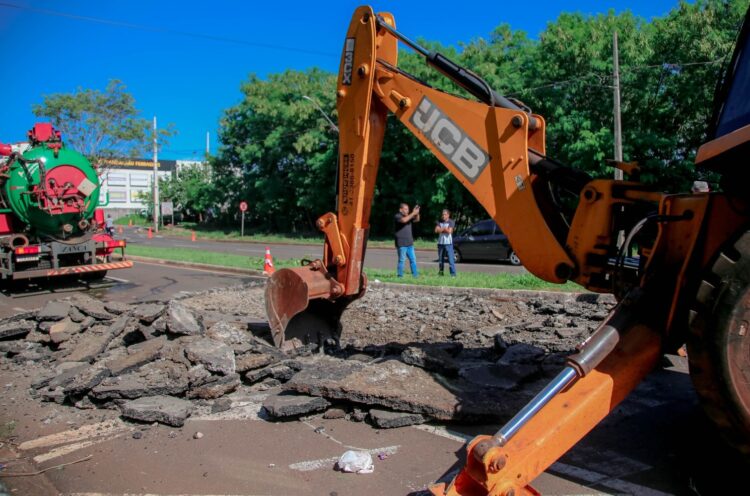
<box><xmin>178</xmin><ymin>0</ymin><xmax>750</xmax><ymax>236</ymax></box>
<box><xmin>32</xmin><ymin>79</ymin><xmax>176</xmax><ymax>168</ymax></box>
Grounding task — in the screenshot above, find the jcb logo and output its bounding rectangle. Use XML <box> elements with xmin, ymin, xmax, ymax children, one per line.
<box><xmin>342</xmin><ymin>38</ymin><xmax>355</xmax><ymax>86</ymax></box>
<box><xmin>410</xmin><ymin>97</ymin><xmax>489</xmax><ymax>183</ymax></box>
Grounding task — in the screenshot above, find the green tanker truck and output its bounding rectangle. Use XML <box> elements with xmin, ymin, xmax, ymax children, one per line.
<box><xmin>0</xmin><ymin>123</ymin><xmax>133</xmax><ymax>282</ymax></box>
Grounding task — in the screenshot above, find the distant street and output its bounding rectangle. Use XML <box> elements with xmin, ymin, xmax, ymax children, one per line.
<box><xmin>125</xmin><ymin>226</ymin><xmax>527</xmax><ymax>276</ymax></box>
<box><xmin>0</xmin><ymin>226</ymin><xmax>525</xmax><ymax>319</ymax></box>
<box><xmin>0</xmin><ymin>260</ymin><xmax>257</xmax><ymax>319</ymax></box>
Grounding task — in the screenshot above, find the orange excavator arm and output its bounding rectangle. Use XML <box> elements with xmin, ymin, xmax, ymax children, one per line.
<box><xmin>328</xmin><ymin>7</ymin><xmax>584</xmax><ymax>291</ymax></box>
<box><xmin>265</xmin><ymin>6</ymin><xmax>591</xmax><ymax>350</ymax></box>
<box><xmin>266</xmin><ymin>6</ymin><xmax>750</xmax><ymax>495</ymax></box>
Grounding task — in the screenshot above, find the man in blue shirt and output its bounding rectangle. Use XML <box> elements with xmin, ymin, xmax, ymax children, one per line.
<box><xmin>394</xmin><ymin>203</ymin><xmax>420</xmax><ymax>277</ymax></box>
<box><xmin>435</xmin><ymin>209</ymin><xmax>456</xmax><ymax>276</ymax></box>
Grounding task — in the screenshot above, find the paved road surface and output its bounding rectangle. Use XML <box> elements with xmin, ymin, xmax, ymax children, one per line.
<box><xmin>125</xmin><ymin>227</ymin><xmax>526</xmax><ymax>276</ymax></box>
<box><xmin>0</xmin><ymin>259</ymin><xmax>257</xmax><ymax>319</ymax></box>
<box><xmin>1</xmin><ymin>258</ymin><xmax>746</xmax><ymax>495</ymax></box>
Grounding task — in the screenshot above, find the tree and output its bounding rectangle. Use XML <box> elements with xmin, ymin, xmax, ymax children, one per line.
<box><xmin>631</xmin><ymin>0</ymin><xmax>748</xmax><ymax>190</ymax></box>
<box><xmin>32</xmin><ymin>79</ymin><xmax>176</xmax><ymax>168</ymax></box>
<box><xmin>504</xmin><ymin>0</ymin><xmax>747</xmax><ymax>192</ymax></box>
<box><xmin>212</xmin><ymin>68</ymin><xmax>339</xmax><ymax>232</ymax></box>
<box><xmin>207</xmin><ymin>1</ymin><xmax>749</xmax><ymax>237</ymax></box>
<box><xmin>159</xmin><ymin>164</ymin><xmax>215</xmax><ymax>223</ymax></box>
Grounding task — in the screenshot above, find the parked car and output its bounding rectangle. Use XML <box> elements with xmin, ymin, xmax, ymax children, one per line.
<box><xmin>452</xmin><ymin>219</ymin><xmax>521</xmax><ymax>265</ymax></box>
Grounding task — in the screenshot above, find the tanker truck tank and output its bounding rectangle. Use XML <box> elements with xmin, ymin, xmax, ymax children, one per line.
<box><xmin>0</xmin><ymin>123</ymin><xmax>133</xmax><ymax>282</ymax></box>
<box><xmin>2</xmin><ymin>123</ymin><xmax>99</xmax><ymax>239</ymax></box>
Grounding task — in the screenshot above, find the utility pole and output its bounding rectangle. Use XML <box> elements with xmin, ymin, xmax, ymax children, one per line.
<box><xmin>153</xmin><ymin>116</ymin><xmax>160</xmax><ymax>233</ymax></box>
<box><xmin>613</xmin><ymin>31</ymin><xmax>626</xmax><ymax>250</ymax></box>
<box><xmin>613</xmin><ymin>31</ymin><xmax>623</xmax><ymax>181</ymax></box>
<box><xmin>206</xmin><ymin>131</ymin><xmax>210</xmax><ymax>159</ymax></box>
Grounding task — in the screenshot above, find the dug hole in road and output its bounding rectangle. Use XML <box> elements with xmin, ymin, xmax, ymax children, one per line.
<box><xmin>0</xmin><ymin>281</ymin><xmax>739</xmax><ymax>495</ymax></box>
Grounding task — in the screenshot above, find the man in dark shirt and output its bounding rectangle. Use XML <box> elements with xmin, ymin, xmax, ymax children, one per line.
<box><xmin>394</xmin><ymin>202</ymin><xmax>420</xmax><ymax>277</ymax></box>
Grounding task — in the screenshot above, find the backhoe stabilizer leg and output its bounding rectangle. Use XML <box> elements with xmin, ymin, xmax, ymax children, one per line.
<box><xmin>432</xmin><ymin>290</ymin><xmax>663</xmax><ymax>495</ymax></box>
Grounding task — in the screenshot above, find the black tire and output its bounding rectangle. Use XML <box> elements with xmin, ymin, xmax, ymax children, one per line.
<box><xmin>688</xmin><ymin>231</ymin><xmax>750</xmax><ymax>457</ymax></box>
<box><xmin>453</xmin><ymin>247</ymin><xmax>462</xmax><ymax>263</ymax></box>
<box><xmin>81</xmin><ymin>271</ymin><xmax>108</xmax><ymax>281</ymax></box>
<box><xmin>508</xmin><ymin>250</ymin><xmax>522</xmax><ymax>266</ymax></box>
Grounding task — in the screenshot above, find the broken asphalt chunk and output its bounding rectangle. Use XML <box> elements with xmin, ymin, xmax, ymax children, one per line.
<box><xmin>91</xmin><ymin>360</ymin><xmax>189</xmax><ymax>400</ymax></box>
<box><xmin>36</xmin><ymin>301</ymin><xmax>72</xmax><ymax>321</ymax></box>
<box><xmin>184</xmin><ymin>338</ymin><xmax>236</xmax><ymax>375</ymax></box>
<box><xmin>0</xmin><ymin>319</ymin><xmax>35</xmax><ymax>340</ymax></box>
<box><xmin>235</xmin><ymin>353</ymin><xmax>276</xmax><ymax>373</ymax></box>
<box><xmin>49</xmin><ymin>318</ymin><xmax>81</xmax><ymax>344</ymax></box>
<box><xmin>166</xmin><ymin>301</ymin><xmax>204</xmax><ymax>336</ymax></box>
<box><xmin>262</xmin><ymin>393</ymin><xmax>330</xmax><ymax>418</ymax></box>
<box><xmin>105</xmin><ymin>337</ymin><xmax>167</xmax><ymax>376</ymax></box>
<box><xmin>187</xmin><ymin>372</ymin><xmax>240</xmax><ymax>399</ymax></box>
<box><xmin>70</xmin><ymin>294</ymin><xmax>115</xmax><ymax>320</ymax></box>
<box><xmin>61</xmin><ymin>325</ymin><xmax>117</xmax><ymax>363</ymax></box>
<box><xmin>284</xmin><ymin>356</ymin><xmax>528</xmax><ymax>422</ymax></box>
<box><xmin>120</xmin><ymin>395</ymin><xmax>193</xmax><ymax>427</ymax></box>
<box><xmin>133</xmin><ymin>303</ymin><xmax>166</xmax><ymax>324</ymax></box>
<box><xmin>368</xmin><ymin>409</ymin><xmax>426</xmax><ymax>428</ymax></box>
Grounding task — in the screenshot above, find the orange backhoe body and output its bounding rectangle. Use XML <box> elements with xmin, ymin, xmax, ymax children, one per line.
<box><xmin>266</xmin><ymin>6</ymin><xmax>750</xmax><ymax>494</ymax></box>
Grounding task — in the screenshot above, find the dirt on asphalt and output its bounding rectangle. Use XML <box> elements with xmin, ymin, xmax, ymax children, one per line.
<box><xmin>0</xmin><ymin>280</ymin><xmax>617</xmax><ymax>494</ymax></box>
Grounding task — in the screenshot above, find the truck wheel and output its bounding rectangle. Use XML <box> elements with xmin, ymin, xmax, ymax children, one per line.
<box><xmin>688</xmin><ymin>231</ymin><xmax>750</xmax><ymax>457</ymax></box>
<box><xmin>82</xmin><ymin>271</ymin><xmax>108</xmax><ymax>281</ymax></box>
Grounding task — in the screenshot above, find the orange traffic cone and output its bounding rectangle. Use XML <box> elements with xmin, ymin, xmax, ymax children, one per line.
<box><xmin>263</xmin><ymin>247</ymin><xmax>275</xmax><ymax>275</ymax></box>
<box><xmin>117</xmin><ymin>225</ymin><xmax>124</xmax><ymax>235</ymax></box>
<box><xmin>128</xmin><ymin>219</ymin><xmax>133</xmax><ymax>227</ymax></box>
<box><xmin>147</xmin><ymin>227</ymin><xmax>153</xmax><ymax>239</ymax></box>
<box><xmin>191</xmin><ymin>230</ymin><xmax>196</xmax><ymax>242</ymax></box>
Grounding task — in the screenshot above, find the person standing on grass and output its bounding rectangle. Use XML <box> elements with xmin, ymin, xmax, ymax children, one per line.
<box><xmin>394</xmin><ymin>203</ymin><xmax>420</xmax><ymax>277</ymax></box>
<box><xmin>435</xmin><ymin>209</ymin><xmax>456</xmax><ymax>276</ymax></box>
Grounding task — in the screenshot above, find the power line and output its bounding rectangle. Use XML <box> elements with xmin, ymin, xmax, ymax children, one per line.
<box><xmin>512</xmin><ymin>73</ymin><xmax>609</xmax><ymax>94</ymax></box>
<box><xmin>621</xmin><ymin>57</ymin><xmax>726</xmax><ymax>72</ymax></box>
<box><xmin>511</xmin><ymin>58</ymin><xmax>727</xmax><ymax>95</ymax></box>
<box><xmin>0</xmin><ymin>1</ymin><xmax>337</xmax><ymax>59</ymax></box>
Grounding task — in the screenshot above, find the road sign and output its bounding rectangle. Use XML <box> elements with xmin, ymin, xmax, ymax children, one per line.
<box><xmin>239</xmin><ymin>201</ymin><xmax>248</xmax><ymax>237</ymax></box>
<box><xmin>161</xmin><ymin>201</ymin><xmax>174</xmax><ymax>216</ymax></box>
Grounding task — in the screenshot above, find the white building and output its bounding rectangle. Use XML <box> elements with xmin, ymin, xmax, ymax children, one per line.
<box><xmin>98</xmin><ymin>158</ymin><xmax>176</xmax><ymax>217</ymax></box>
<box><xmin>98</xmin><ymin>158</ymin><xmax>208</xmax><ymax>219</ymax></box>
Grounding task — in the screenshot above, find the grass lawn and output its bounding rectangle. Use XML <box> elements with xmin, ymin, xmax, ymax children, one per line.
<box><xmin>126</xmin><ymin>245</ymin><xmax>582</xmax><ymax>292</ymax></box>
<box><xmin>126</xmin><ymin>245</ymin><xmax>302</xmax><ymax>271</ymax></box>
<box><xmin>114</xmin><ymin>214</ymin><xmax>151</xmax><ymax>227</ymax></box>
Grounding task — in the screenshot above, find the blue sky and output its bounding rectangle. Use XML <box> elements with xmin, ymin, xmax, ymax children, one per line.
<box><xmin>0</xmin><ymin>1</ymin><xmax>682</xmax><ymax>159</ymax></box>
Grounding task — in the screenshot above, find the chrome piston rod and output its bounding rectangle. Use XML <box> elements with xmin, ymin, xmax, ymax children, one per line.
<box><xmin>490</xmin><ymin>289</ymin><xmax>644</xmax><ymax>445</ymax></box>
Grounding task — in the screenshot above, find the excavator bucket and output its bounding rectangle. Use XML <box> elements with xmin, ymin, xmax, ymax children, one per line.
<box><xmin>264</xmin><ymin>263</ymin><xmax>366</xmax><ymax>351</ymax></box>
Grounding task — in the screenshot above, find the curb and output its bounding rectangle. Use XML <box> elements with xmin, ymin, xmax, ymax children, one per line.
<box><xmin>124</xmin><ymin>256</ymin><xmax>611</xmax><ymax>304</ymax></box>
<box><xmin>126</xmin><ymin>256</ymin><xmax>267</xmax><ymax>278</ymax></box>
<box><xmin>130</xmin><ymin>227</ymin><xmax>435</xmax><ymax>252</ymax></box>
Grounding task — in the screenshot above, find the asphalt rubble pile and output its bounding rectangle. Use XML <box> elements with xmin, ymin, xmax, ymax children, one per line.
<box><xmin>0</xmin><ymin>281</ymin><xmax>614</xmax><ymax>430</ymax></box>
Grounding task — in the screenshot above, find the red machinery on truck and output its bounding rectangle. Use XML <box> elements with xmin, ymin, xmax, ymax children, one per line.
<box><xmin>0</xmin><ymin>123</ymin><xmax>132</xmax><ymax>282</ymax></box>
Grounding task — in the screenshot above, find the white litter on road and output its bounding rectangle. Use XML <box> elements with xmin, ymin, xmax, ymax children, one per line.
<box><xmin>288</xmin><ymin>445</ymin><xmax>400</xmax><ymax>472</ymax></box>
